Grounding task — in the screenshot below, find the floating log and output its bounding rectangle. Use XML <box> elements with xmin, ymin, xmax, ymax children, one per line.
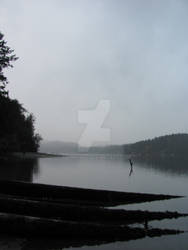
<box><xmin>0</xmin><ymin>196</ymin><xmax>186</xmax><ymax>225</ymax></box>
<box><xmin>0</xmin><ymin>180</ymin><xmax>182</xmax><ymax>206</ymax></box>
<box><xmin>0</xmin><ymin>212</ymin><xmax>183</xmax><ymax>239</ymax></box>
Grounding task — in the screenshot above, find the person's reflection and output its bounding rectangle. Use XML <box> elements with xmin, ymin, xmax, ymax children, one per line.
<box><xmin>129</xmin><ymin>158</ymin><xmax>133</xmax><ymax>177</ymax></box>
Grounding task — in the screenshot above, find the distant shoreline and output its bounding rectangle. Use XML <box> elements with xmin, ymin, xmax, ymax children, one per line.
<box><xmin>11</xmin><ymin>152</ymin><xmax>66</xmax><ymax>159</ymax></box>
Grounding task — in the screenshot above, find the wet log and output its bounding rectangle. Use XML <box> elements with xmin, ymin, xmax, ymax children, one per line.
<box><xmin>0</xmin><ymin>195</ymin><xmax>186</xmax><ymax>225</ymax></box>
<box><xmin>0</xmin><ymin>212</ymin><xmax>183</xmax><ymax>239</ymax></box>
<box><xmin>0</xmin><ymin>180</ymin><xmax>182</xmax><ymax>207</ymax></box>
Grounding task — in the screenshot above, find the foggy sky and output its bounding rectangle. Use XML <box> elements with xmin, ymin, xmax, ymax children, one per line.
<box><xmin>1</xmin><ymin>0</ymin><xmax>188</xmax><ymax>145</ymax></box>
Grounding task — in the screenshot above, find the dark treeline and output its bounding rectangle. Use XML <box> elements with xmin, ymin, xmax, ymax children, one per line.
<box><xmin>77</xmin><ymin>134</ymin><xmax>188</xmax><ymax>157</ymax></box>
<box><xmin>0</xmin><ymin>32</ymin><xmax>41</xmax><ymax>155</ymax></box>
<box><xmin>124</xmin><ymin>134</ymin><xmax>188</xmax><ymax>157</ymax></box>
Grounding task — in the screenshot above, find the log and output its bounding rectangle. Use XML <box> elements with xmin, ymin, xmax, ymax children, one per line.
<box><xmin>0</xmin><ymin>195</ymin><xmax>186</xmax><ymax>225</ymax></box>
<box><xmin>0</xmin><ymin>180</ymin><xmax>182</xmax><ymax>206</ymax></box>
<box><xmin>0</xmin><ymin>212</ymin><xmax>183</xmax><ymax>239</ymax></box>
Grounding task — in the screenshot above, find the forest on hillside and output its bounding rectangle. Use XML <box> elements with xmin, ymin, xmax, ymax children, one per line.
<box><xmin>123</xmin><ymin>134</ymin><xmax>188</xmax><ymax>157</ymax></box>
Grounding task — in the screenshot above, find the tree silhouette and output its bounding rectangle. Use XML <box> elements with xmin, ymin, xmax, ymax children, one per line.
<box><xmin>0</xmin><ymin>31</ymin><xmax>41</xmax><ymax>155</ymax></box>
<box><xmin>0</xmin><ymin>32</ymin><xmax>18</xmax><ymax>96</ymax></box>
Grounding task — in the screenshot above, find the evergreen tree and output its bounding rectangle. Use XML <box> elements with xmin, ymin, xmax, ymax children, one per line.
<box><xmin>0</xmin><ymin>31</ymin><xmax>41</xmax><ymax>155</ymax></box>
<box><xmin>0</xmin><ymin>32</ymin><xmax>18</xmax><ymax>96</ymax></box>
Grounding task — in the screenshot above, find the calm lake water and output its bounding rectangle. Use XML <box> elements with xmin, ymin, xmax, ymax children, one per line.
<box><xmin>0</xmin><ymin>154</ymin><xmax>188</xmax><ymax>249</ymax></box>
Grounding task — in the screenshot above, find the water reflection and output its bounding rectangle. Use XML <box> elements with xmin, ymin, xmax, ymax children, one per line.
<box><xmin>132</xmin><ymin>156</ymin><xmax>188</xmax><ymax>176</ymax></box>
<box><xmin>129</xmin><ymin>165</ymin><xmax>133</xmax><ymax>177</ymax></box>
<box><xmin>22</xmin><ymin>237</ymin><xmax>125</xmax><ymax>250</ymax></box>
<box><xmin>0</xmin><ymin>158</ymin><xmax>39</xmax><ymax>182</ymax></box>
<box><xmin>0</xmin><ymin>155</ymin><xmax>187</xmax><ymax>250</ymax></box>
<box><xmin>10</xmin><ymin>227</ymin><xmax>184</xmax><ymax>250</ymax></box>
<box><xmin>1</xmin><ymin>155</ymin><xmax>188</xmax><ymax>186</ymax></box>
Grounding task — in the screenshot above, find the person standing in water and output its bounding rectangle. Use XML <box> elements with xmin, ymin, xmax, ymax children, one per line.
<box><xmin>129</xmin><ymin>158</ymin><xmax>133</xmax><ymax>167</ymax></box>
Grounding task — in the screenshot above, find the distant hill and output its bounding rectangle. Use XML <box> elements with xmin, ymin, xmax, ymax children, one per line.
<box><xmin>87</xmin><ymin>145</ymin><xmax>124</xmax><ymax>154</ymax></box>
<box><xmin>123</xmin><ymin>133</ymin><xmax>188</xmax><ymax>157</ymax></box>
<box><xmin>39</xmin><ymin>141</ymin><xmax>79</xmax><ymax>154</ymax></box>
<box><xmin>40</xmin><ymin>141</ymin><xmax>124</xmax><ymax>154</ymax></box>
<box><xmin>40</xmin><ymin>134</ymin><xmax>188</xmax><ymax>156</ymax></box>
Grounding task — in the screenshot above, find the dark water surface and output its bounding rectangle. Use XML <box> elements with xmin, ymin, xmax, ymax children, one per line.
<box><xmin>0</xmin><ymin>155</ymin><xmax>188</xmax><ymax>249</ymax></box>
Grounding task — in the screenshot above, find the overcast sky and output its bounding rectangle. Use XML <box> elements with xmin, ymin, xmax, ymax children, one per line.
<box><xmin>1</xmin><ymin>0</ymin><xmax>188</xmax><ymax>145</ymax></box>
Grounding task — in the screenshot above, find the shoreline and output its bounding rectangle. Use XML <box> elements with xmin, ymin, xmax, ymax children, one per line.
<box><xmin>0</xmin><ymin>152</ymin><xmax>66</xmax><ymax>161</ymax></box>
<box><xmin>12</xmin><ymin>152</ymin><xmax>66</xmax><ymax>159</ymax></box>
